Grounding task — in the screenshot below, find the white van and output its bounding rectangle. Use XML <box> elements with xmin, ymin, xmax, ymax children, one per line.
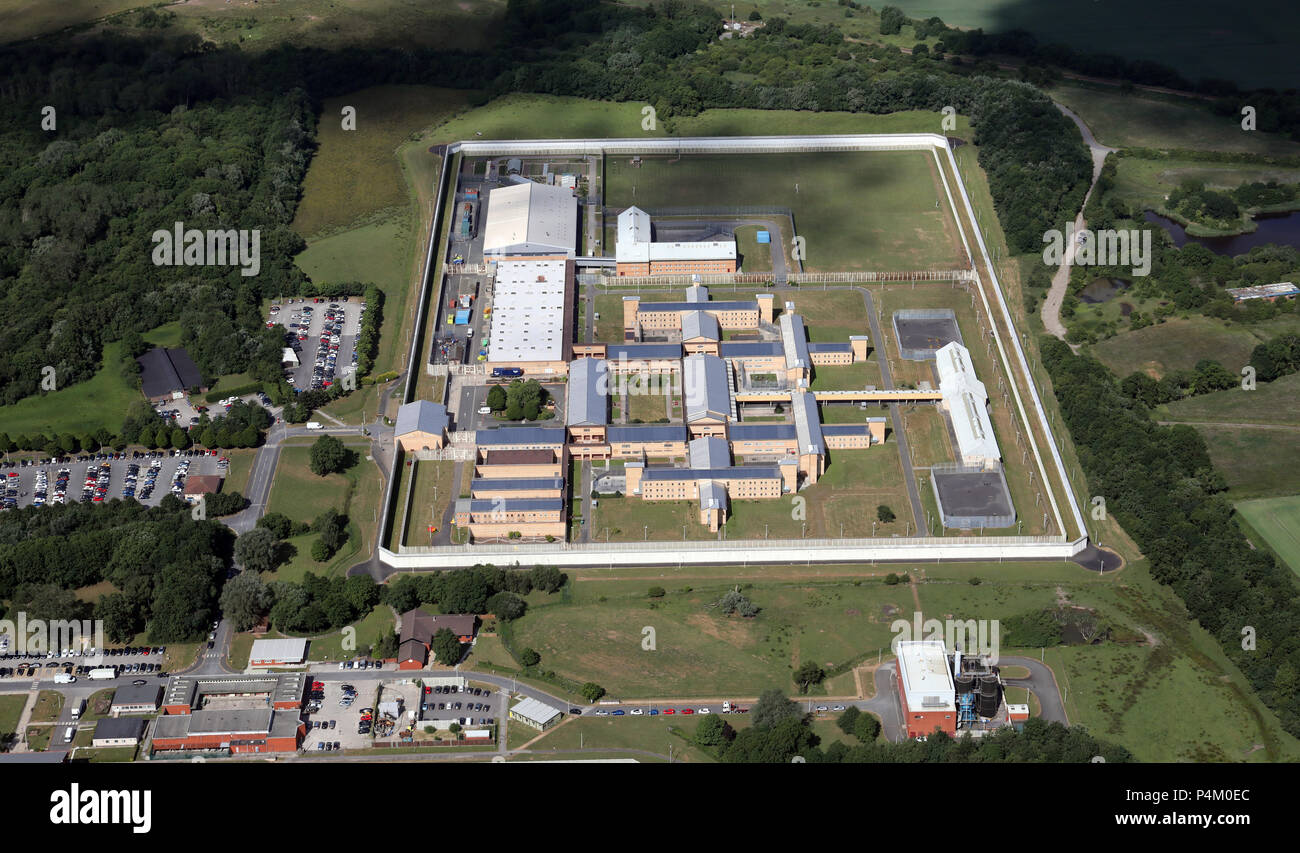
<box><xmin>478</xmin><ymin>406</ymin><xmax>492</xmax><ymax>415</ymax></box>
<box><xmin>53</xmin><ymin>673</ymin><xmax>75</xmax><ymax>684</ymax></box>
<box><xmin>63</xmin><ymin>726</ymin><xmax>75</xmax><ymax>744</ymax></box>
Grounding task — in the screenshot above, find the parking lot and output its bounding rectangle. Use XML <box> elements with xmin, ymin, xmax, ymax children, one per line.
<box><xmin>418</xmin><ymin>679</ymin><xmax>501</xmax><ymax>730</ymax></box>
<box><xmin>302</xmin><ymin>678</ymin><xmax>380</xmax><ymax>753</ymax></box>
<box><xmin>269</xmin><ymin>296</ymin><xmax>365</xmax><ymax>392</ymax></box>
<box><xmin>0</xmin><ymin>646</ymin><xmax>169</xmax><ymax>681</ymax></box>
<box><xmin>0</xmin><ymin>451</ymin><xmax>228</xmax><ymax>511</ymax></box>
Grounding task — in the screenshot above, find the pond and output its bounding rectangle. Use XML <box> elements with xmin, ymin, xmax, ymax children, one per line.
<box><xmin>1144</xmin><ymin>209</ymin><xmax>1300</xmax><ymax>255</ymax></box>
<box><xmin>1078</xmin><ymin>277</ymin><xmax>1131</xmax><ymax>304</ymax></box>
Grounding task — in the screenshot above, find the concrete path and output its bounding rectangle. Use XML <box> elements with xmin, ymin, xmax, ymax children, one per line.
<box><xmin>1041</xmin><ymin>104</ymin><xmax>1119</xmax><ymax>345</ymax></box>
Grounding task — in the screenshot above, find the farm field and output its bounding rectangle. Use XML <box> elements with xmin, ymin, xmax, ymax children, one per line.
<box><xmin>1236</xmin><ymin>496</ymin><xmax>1300</xmax><ymax>578</ymax></box>
<box><xmin>1050</xmin><ymin>86</ymin><xmax>1300</xmax><ymax>154</ymax></box>
<box><xmin>605</xmin><ymin>151</ymin><xmax>963</xmax><ymax>272</ymax></box>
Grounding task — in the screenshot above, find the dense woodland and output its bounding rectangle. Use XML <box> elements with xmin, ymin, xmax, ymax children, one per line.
<box><xmin>1041</xmin><ymin>337</ymin><xmax>1300</xmax><ymax>737</ymax></box>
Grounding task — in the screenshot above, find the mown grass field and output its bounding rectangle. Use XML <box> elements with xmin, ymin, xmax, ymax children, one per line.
<box><xmin>605</xmin><ymin>151</ymin><xmax>962</xmax><ymax>271</ymax></box>
<box><xmin>228</xmin><ymin>606</ymin><xmax>396</xmax><ymax>669</ymax></box>
<box><xmin>265</xmin><ymin>439</ymin><xmax>383</xmax><ymax>580</ymax></box>
<box><xmin>0</xmin><ymin>694</ymin><xmax>26</xmax><ymax>744</ymax></box>
<box><xmin>427</xmin><ymin>95</ymin><xmax>973</xmax><ymax>146</ymax></box>
<box><xmin>735</xmin><ymin>224</ymin><xmax>773</xmax><ymax>274</ymax></box>
<box><xmin>1051</xmin><ymin>86</ymin><xmax>1300</xmax><ymax>154</ymax></box>
<box><xmin>0</xmin><ymin>0</ymin><xmax>140</xmax><ymax>41</ymax></box>
<box><xmin>1161</xmin><ymin>372</ymin><xmax>1300</xmax><ymax>426</ymax></box>
<box><xmin>400</xmin><ymin>460</ymin><xmax>457</xmax><ymax>548</ymax></box>
<box><xmin>1236</xmin><ymin>496</ymin><xmax>1300</xmax><ymax>578</ymax></box>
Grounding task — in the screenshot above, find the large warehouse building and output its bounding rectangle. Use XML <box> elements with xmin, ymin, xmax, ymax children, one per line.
<box><xmin>935</xmin><ymin>341</ymin><xmax>1001</xmax><ymax>468</ymax></box>
<box><xmin>482</xmin><ymin>182</ymin><xmax>578</xmax><ymax>259</ymax></box>
<box><xmin>486</xmin><ymin>258</ymin><xmax>575</xmax><ymax>374</ymax></box>
<box><xmin>615</xmin><ymin>206</ymin><xmax>737</xmax><ymax>276</ymax></box>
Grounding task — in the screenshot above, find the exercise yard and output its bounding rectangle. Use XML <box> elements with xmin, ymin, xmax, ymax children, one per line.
<box><xmin>604</xmin><ymin>150</ymin><xmax>964</xmax><ymax>272</ymax></box>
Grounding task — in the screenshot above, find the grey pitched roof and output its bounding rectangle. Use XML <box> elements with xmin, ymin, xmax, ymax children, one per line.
<box><xmin>396</xmin><ymin>400</ymin><xmax>450</xmax><ymax>437</ymax></box>
<box><xmin>475</xmin><ymin>426</ymin><xmax>566</xmax><ymax>446</ymax></box>
<box><xmin>821</xmin><ymin>424</ymin><xmax>871</xmax><ymax>435</ymax></box>
<box><xmin>641</xmin><ymin>466</ymin><xmax>781</xmax><ymax>481</ymax></box>
<box><xmin>780</xmin><ymin>313</ymin><xmax>811</xmax><ymax>370</ymax></box>
<box><xmin>636</xmin><ymin>300</ymin><xmax>757</xmax><ymax>313</ymax></box>
<box><xmin>698</xmin><ymin>479</ymin><xmax>726</xmax><ymax>510</ymax></box>
<box><xmin>567</xmin><ymin>358</ymin><xmax>608</xmax><ymax>427</ymax></box>
<box><xmin>790</xmin><ymin>391</ymin><xmax>825</xmax><ymax>455</ymax></box>
<box><xmin>93</xmin><ymin>717</ymin><xmax>146</xmax><ymax>741</ymax></box>
<box><xmin>688</xmin><ymin>436</ymin><xmax>731</xmax><ymax>468</ymax></box>
<box><xmin>807</xmin><ymin>342</ymin><xmax>852</xmax><ymax>352</ymax></box>
<box><xmin>607</xmin><ymin>343</ymin><xmax>682</xmax><ymax>361</ymax></box>
<box><xmin>681</xmin><ymin>310</ymin><xmax>720</xmax><ymax>342</ymax></box>
<box><xmin>137</xmin><ymin>347</ymin><xmax>203</xmax><ymax>397</ymax></box>
<box><xmin>111</xmin><ymin>682</ymin><xmax>163</xmax><ymax>708</ymax></box>
<box><xmin>720</xmin><ymin>342</ymin><xmax>783</xmax><ymax>358</ymax></box>
<box><xmin>606</xmin><ymin>425</ymin><xmax>689</xmax><ymax>444</ymax></box>
<box><xmin>456</xmin><ymin>498</ymin><xmax>564</xmax><ymax>513</ymax></box>
<box><xmin>683</xmin><ymin>353</ymin><xmax>730</xmax><ymax>423</ymax></box>
<box><xmin>470</xmin><ymin>477</ymin><xmax>565</xmax><ymax>493</ymax></box>
<box><xmin>729</xmin><ymin>423</ymin><xmax>797</xmax><ymax>441</ymax></box>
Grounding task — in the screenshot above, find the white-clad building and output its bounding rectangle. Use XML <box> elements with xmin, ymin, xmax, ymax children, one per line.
<box><xmin>482</xmin><ymin>182</ymin><xmax>577</xmax><ymax>258</ymax></box>
<box><xmin>487</xmin><ymin>258</ymin><xmax>572</xmax><ymax>370</ymax></box>
<box><xmin>248</xmin><ymin>638</ymin><xmax>309</xmax><ymax>668</ymax></box>
<box><xmin>935</xmin><ymin>342</ymin><xmax>1000</xmax><ymax>468</ymax></box>
<box><xmin>509</xmin><ymin>697</ymin><xmax>563</xmax><ymax>731</ymax></box>
<box><xmin>895</xmin><ymin>639</ymin><xmax>957</xmax><ymax>738</ymax></box>
<box><xmin>615</xmin><ymin>206</ymin><xmax>736</xmax><ymax>275</ymax></box>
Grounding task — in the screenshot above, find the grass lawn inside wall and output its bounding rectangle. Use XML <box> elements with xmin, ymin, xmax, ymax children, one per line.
<box><xmin>265</xmin><ymin>440</ymin><xmax>383</xmax><ymax>581</ymax></box>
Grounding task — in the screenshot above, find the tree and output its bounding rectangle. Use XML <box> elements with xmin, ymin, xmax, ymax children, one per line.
<box><xmin>431</xmin><ymin>627</ymin><xmax>463</xmax><ymax>665</ymax></box>
<box><xmin>309</xmin><ymin>434</ymin><xmax>348</xmax><ymax>476</ymax></box>
<box><xmin>877</xmin><ymin>504</ymin><xmax>896</xmax><ymax>523</ymax></box>
<box><xmin>529</xmin><ymin>565</ymin><xmax>566</xmax><ymax>593</ymax></box>
<box><xmin>793</xmin><ymin>661</ymin><xmax>825</xmax><ymax>693</ymax></box>
<box><xmin>449</xmin><ymin>722</ymin><xmax>462</xmax><ymax>736</ymax></box>
<box><xmin>648</xmin><ymin>586</ymin><xmax>666</xmax><ymax>598</ymax></box>
<box><xmin>751</xmin><ymin>688</ymin><xmax>801</xmax><ymax>729</ymax></box>
<box><xmin>520</xmin><ymin>647</ymin><xmax>541</xmax><ymax>667</ymax></box>
<box><xmin>694</xmin><ymin>713</ymin><xmax>730</xmax><ymax>747</ymax></box>
<box><xmin>879</xmin><ymin>5</ymin><xmax>905</xmax><ymax>34</ymax></box>
<box><xmin>486</xmin><ymin>385</ymin><xmax>506</xmax><ymax>411</ymax></box>
<box><xmin>219</xmin><ymin>572</ymin><xmax>273</xmax><ymax>631</ymax></box>
<box><xmin>310</xmin><ymin>539</ymin><xmax>332</xmax><ymax>562</ymax></box>
<box><xmin>837</xmin><ymin>705</ymin><xmax>861</xmax><ymax>734</ymax></box>
<box><xmin>580</xmin><ymin>682</ymin><xmax>606</xmax><ymax>704</ymax></box>
<box><xmin>171</xmin><ymin>427</ymin><xmax>190</xmax><ymax>449</ymax></box>
<box><xmin>233</xmin><ymin>527</ymin><xmax>281</xmax><ymax>573</ymax></box>
<box><xmin>486</xmin><ymin>591</ymin><xmax>527</xmax><ymax>621</ymax></box>
<box><xmin>853</xmin><ymin>713</ymin><xmax>881</xmax><ymax>742</ymax></box>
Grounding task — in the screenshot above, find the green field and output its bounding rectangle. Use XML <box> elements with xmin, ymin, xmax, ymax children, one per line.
<box><xmin>1089</xmin><ymin>316</ymin><xmax>1266</xmax><ymax>379</ymax></box>
<box><xmin>427</xmin><ymin>95</ymin><xmax>972</xmax><ymax>147</ymax></box>
<box><xmin>400</xmin><ymin>460</ymin><xmax>457</xmax><ymax>548</ymax></box>
<box><xmin>735</xmin><ymin>225</ymin><xmax>773</xmax><ymax>274</ymax></box>
<box><xmin>1162</xmin><ymin>371</ymin><xmax>1300</xmax><ymax>426</ymax></box>
<box><xmin>1051</xmin><ymin>86</ymin><xmax>1300</xmax><ymax>155</ymax></box>
<box><xmin>605</xmin><ymin>151</ymin><xmax>962</xmax><ymax>271</ymax></box>
<box><xmin>1236</xmin><ymin>496</ymin><xmax>1300</xmax><ymax>578</ymax></box>
<box><xmin>0</xmin><ymin>0</ymin><xmax>142</xmax><ymax>41</ymax></box>
<box><xmin>0</xmin><ymin>694</ymin><xmax>26</xmax><ymax>745</ymax></box>
<box><xmin>265</xmin><ymin>440</ymin><xmax>384</xmax><ymax>580</ymax></box>
<box><xmin>229</xmin><ymin>606</ymin><xmax>397</xmax><ymax>668</ymax></box>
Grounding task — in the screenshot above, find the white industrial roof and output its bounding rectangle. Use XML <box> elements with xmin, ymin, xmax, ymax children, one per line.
<box><xmin>896</xmin><ymin>640</ymin><xmax>956</xmax><ymax>713</ymax></box>
<box><xmin>511</xmin><ymin>697</ymin><xmax>562</xmax><ymax>726</ymax></box>
<box><xmin>779</xmin><ymin>312</ymin><xmax>810</xmax><ymax>370</ymax></box>
<box><xmin>488</xmin><ymin>259</ymin><xmax>569</xmax><ymax>363</ymax></box>
<box><xmin>482</xmin><ymin>182</ymin><xmax>577</xmax><ymax>256</ymax></box>
<box><xmin>249</xmin><ymin>638</ymin><xmax>308</xmax><ymax>664</ymax></box>
<box><xmin>935</xmin><ymin>342</ymin><xmax>1000</xmax><ymax>466</ymax></box>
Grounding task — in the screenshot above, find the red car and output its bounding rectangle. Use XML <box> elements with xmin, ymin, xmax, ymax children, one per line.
<box><xmin>662</xmin><ymin>709</ymin><xmax>675</xmax><ymax>715</ymax></box>
<box><xmin>424</xmin><ymin>687</ymin><xmax>433</xmax><ymax>694</ymax></box>
<box><xmin>681</xmin><ymin>708</ymin><xmax>695</xmax><ymax>715</ymax></box>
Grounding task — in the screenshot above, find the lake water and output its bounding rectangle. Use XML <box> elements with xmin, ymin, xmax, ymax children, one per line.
<box><xmin>1144</xmin><ymin>209</ymin><xmax>1300</xmax><ymax>255</ymax></box>
<box><xmin>1078</xmin><ymin>277</ymin><xmax>1131</xmax><ymax>304</ymax></box>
